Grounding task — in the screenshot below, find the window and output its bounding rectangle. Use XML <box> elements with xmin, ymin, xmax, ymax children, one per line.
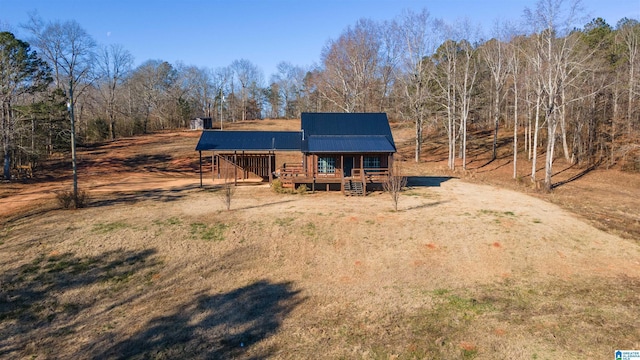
<box><xmin>318</xmin><ymin>157</ymin><xmax>336</xmax><ymax>174</ymax></box>
<box><xmin>364</xmin><ymin>156</ymin><xmax>381</xmax><ymax>168</ymax></box>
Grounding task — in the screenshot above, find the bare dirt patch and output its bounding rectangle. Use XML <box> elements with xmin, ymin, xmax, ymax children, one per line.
<box><xmin>1</xmin><ymin>120</ymin><xmax>639</xmax><ymax>358</ymax></box>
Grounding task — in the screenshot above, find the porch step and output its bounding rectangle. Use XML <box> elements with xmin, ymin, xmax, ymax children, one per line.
<box><xmin>281</xmin><ymin>179</ymin><xmax>294</xmax><ymax>189</ymax></box>
<box><xmin>344</xmin><ymin>180</ymin><xmax>364</xmax><ymax>196</ymax></box>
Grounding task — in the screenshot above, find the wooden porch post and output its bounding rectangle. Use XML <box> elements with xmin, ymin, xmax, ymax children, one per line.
<box><xmin>212</xmin><ymin>152</ymin><xmax>216</xmax><ymax>180</ymax></box>
<box><xmin>311</xmin><ymin>154</ymin><xmax>315</xmax><ymax>193</ymax></box>
<box><xmin>199</xmin><ymin>151</ymin><xmax>203</xmax><ymax>188</ymax></box>
<box><xmin>234</xmin><ymin>151</ymin><xmax>237</xmax><ymax>186</ymax></box>
<box><xmin>361</xmin><ymin>154</ymin><xmax>365</xmax><ymax>196</ymax></box>
<box><xmin>340</xmin><ymin>154</ymin><xmax>344</xmax><ymax>194</ymax></box>
<box><xmin>268</xmin><ymin>152</ymin><xmax>273</xmax><ymax>184</ymax></box>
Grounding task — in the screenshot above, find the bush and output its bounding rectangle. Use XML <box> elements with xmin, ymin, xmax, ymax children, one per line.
<box><xmin>271</xmin><ymin>179</ymin><xmax>307</xmax><ymax>195</ymax></box>
<box><xmin>271</xmin><ymin>179</ymin><xmax>287</xmax><ymax>193</ymax></box>
<box><xmin>56</xmin><ymin>189</ymin><xmax>90</xmax><ymax>209</ymax></box>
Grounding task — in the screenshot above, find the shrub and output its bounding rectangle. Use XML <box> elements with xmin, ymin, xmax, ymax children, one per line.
<box><xmin>272</xmin><ymin>179</ymin><xmax>307</xmax><ymax>195</ymax></box>
<box><xmin>271</xmin><ymin>179</ymin><xmax>290</xmax><ymax>194</ymax></box>
<box><xmin>56</xmin><ymin>189</ymin><xmax>90</xmax><ymax>209</ymax></box>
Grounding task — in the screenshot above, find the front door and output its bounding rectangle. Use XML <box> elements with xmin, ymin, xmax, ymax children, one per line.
<box><xmin>343</xmin><ymin>156</ymin><xmax>354</xmax><ymax>177</ymax></box>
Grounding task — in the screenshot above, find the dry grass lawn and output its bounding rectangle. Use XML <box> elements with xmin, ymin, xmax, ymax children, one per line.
<box><xmin>1</xmin><ymin>119</ymin><xmax>639</xmax><ymax>359</ymax></box>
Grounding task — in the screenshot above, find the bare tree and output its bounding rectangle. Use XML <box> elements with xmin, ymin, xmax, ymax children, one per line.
<box><xmin>617</xmin><ymin>18</ymin><xmax>640</xmax><ymax>135</ymax></box>
<box><xmin>397</xmin><ymin>9</ymin><xmax>439</xmax><ymax>162</ymax></box>
<box><xmin>212</xmin><ymin>66</ymin><xmax>232</xmax><ymax>127</ymax></box>
<box><xmin>95</xmin><ymin>44</ymin><xmax>133</xmax><ymax>140</ymax></box>
<box><xmin>481</xmin><ymin>30</ymin><xmax>511</xmax><ymax>161</ymax></box>
<box><xmin>319</xmin><ymin>19</ymin><xmax>382</xmax><ymax>112</ymax></box>
<box><xmin>271</xmin><ymin>61</ymin><xmax>306</xmax><ymax>118</ymax></box>
<box><xmin>455</xmin><ymin>32</ymin><xmax>480</xmax><ymax>170</ymax></box>
<box><xmin>231</xmin><ymin>59</ymin><xmax>264</xmax><ymax>121</ymax></box>
<box><xmin>433</xmin><ymin>38</ymin><xmax>458</xmax><ymax>170</ymax></box>
<box><xmin>509</xmin><ymin>33</ymin><xmax>524</xmax><ymax>179</ymax></box>
<box><xmin>383</xmin><ymin>159</ymin><xmax>407</xmax><ymax>211</ymax></box>
<box><xmin>524</xmin><ymin>0</ymin><xmax>586</xmax><ymax>190</ymax></box>
<box><xmin>128</xmin><ymin>60</ymin><xmax>177</xmax><ymax>132</ymax></box>
<box><xmin>217</xmin><ymin>183</ymin><xmax>236</xmax><ymax>211</ymax></box>
<box><xmin>24</xmin><ymin>15</ymin><xmax>96</xmax><ymax>206</ymax></box>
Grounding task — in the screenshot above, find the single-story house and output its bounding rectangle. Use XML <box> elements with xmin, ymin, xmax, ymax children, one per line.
<box><xmin>195</xmin><ymin>112</ymin><xmax>396</xmax><ymax>195</ymax></box>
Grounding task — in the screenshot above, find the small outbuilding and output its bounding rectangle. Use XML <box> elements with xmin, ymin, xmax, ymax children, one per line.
<box><xmin>190</xmin><ymin>117</ymin><xmax>213</xmax><ymax>130</ymax></box>
<box><xmin>195</xmin><ymin>112</ymin><xmax>397</xmax><ymax>195</ymax></box>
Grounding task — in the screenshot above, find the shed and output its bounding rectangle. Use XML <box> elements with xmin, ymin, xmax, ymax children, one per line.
<box><xmin>190</xmin><ymin>117</ymin><xmax>213</xmax><ymax>130</ymax></box>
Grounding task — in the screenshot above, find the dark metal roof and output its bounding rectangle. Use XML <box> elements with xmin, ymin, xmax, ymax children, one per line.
<box><xmin>195</xmin><ymin>113</ymin><xmax>396</xmax><ymax>153</ymax></box>
<box><xmin>300</xmin><ymin>112</ymin><xmax>396</xmax><ymax>153</ymax></box>
<box><xmin>195</xmin><ymin>130</ymin><xmax>302</xmax><ymax>151</ymax></box>
<box><xmin>301</xmin><ymin>112</ymin><xmax>394</xmax><ymax>137</ymax></box>
<box><xmin>305</xmin><ymin>135</ymin><xmax>396</xmax><ymax>153</ymax></box>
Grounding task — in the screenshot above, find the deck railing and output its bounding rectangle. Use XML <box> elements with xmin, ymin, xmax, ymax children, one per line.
<box><xmin>279</xmin><ymin>163</ymin><xmax>306</xmax><ymax>177</ymax></box>
<box><xmin>213</xmin><ymin>155</ymin><xmax>247</xmax><ymax>179</ymax></box>
<box><xmin>277</xmin><ymin>164</ymin><xmax>390</xmax><ymax>185</ymax></box>
<box><xmin>351</xmin><ymin>168</ymin><xmax>390</xmax><ymax>183</ymax></box>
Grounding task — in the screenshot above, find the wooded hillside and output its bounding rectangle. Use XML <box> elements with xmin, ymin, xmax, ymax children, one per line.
<box><xmin>2</xmin><ymin>1</ymin><xmax>639</xmax><ymax>191</ymax></box>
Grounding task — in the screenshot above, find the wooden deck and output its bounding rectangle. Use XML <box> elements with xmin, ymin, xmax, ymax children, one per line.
<box><xmin>206</xmin><ymin>157</ymin><xmax>391</xmax><ymax>196</ymax></box>
<box><xmin>278</xmin><ymin>163</ymin><xmax>389</xmax><ymax>195</ymax></box>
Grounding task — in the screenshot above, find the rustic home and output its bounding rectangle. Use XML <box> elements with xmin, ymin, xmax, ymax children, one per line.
<box><xmin>195</xmin><ymin>112</ymin><xmax>397</xmax><ymax>195</ymax></box>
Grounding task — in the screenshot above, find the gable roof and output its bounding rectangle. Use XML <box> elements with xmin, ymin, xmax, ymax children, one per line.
<box><xmin>195</xmin><ymin>113</ymin><xmax>396</xmax><ymax>154</ymax></box>
<box><xmin>195</xmin><ymin>130</ymin><xmax>301</xmax><ymax>151</ymax></box>
<box><xmin>306</xmin><ymin>135</ymin><xmax>396</xmax><ymax>153</ymax></box>
<box><xmin>301</xmin><ymin>112</ymin><xmax>393</xmax><ymax>137</ymax></box>
<box><xmin>301</xmin><ymin>112</ymin><xmax>396</xmax><ymax>153</ymax></box>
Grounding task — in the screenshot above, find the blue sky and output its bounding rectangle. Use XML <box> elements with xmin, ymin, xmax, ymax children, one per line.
<box><xmin>2</xmin><ymin>0</ymin><xmax>638</xmax><ymax>80</ymax></box>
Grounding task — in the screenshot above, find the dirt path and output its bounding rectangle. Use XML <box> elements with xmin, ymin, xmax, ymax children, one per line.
<box><xmin>184</xmin><ymin>178</ymin><xmax>640</xmax><ymax>291</ymax></box>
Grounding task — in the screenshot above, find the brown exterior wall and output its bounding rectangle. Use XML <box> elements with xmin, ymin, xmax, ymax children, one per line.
<box><xmin>303</xmin><ymin>153</ymin><xmax>391</xmax><ymax>179</ymax></box>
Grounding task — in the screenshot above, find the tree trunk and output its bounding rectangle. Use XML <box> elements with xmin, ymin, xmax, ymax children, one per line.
<box><xmin>415</xmin><ymin>113</ymin><xmax>422</xmax><ymax>163</ymax></box>
<box><xmin>513</xmin><ymin>79</ymin><xmax>519</xmax><ymax>179</ymax></box>
<box><xmin>544</xmin><ymin>113</ymin><xmax>557</xmax><ymax>191</ymax></box>
<box><xmin>527</xmin><ymin>111</ymin><xmax>532</xmax><ymax>160</ymax></box>
<box><xmin>531</xmin><ymin>90</ymin><xmax>541</xmax><ymax>183</ymax></box>
<box><xmin>462</xmin><ymin>114</ymin><xmax>467</xmax><ymax>170</ymax></box>
<box><xmin>2</xmin><ymin>101</ymin><xmax>11</xmax><ymax>180</ymax></box>
<box><xmin>560</xmin><ymin>87</ymin><xmax>571</xmax><ymax>162</ymax></box>
<box><xmin>492</xmin><ymin>85</ymin><xmax>499</xmax><ymax>160</ymax></box>
<box><xmin>109</xmin><ymin>119</ymin><xmax>116</xmax><ymax>140</ymax></box>
<box><xmin>628</xmin><ymin>44</ymin><xmax>636</xmax><ymax>135</ymax></box>
<box><xmin>611</xmin><ymin>81</ymin><xmax>620</xmax><ymax>167</ymax></box>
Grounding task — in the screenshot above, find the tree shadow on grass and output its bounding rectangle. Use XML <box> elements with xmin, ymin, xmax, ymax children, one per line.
<box><xmin>0</xmin><ymin>249</ymin><xmax>159</xmax><ymax>358</ymax></box>
<box><xmin>405</xmin><ymin>200</ymin><xmax>449</xmax><ymax>210</ymax></box>
<box><xmin>92</xmin><ymin>280</ymin><xmax>304</xmax><ymax>359</ymax></box>
<box><xmin>551</xmin><ymin>161</ymin><xmax>600</xmax><ymax>189</ymax></box>
<box><xmin>90</xmin><ymin>184</ymin><xmax>201</xmax><ymax>208</ymax></box>
<box><xmin>406</xmin><ymin>176</ymin><xmax>455</xmax><ymax>187</ymax></box>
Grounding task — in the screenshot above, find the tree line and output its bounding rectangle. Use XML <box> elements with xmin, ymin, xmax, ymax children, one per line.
<box><xmin>1</xmin><ymin>1</ymin><xmax>639</xmax><ymax>190</ymax></box>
